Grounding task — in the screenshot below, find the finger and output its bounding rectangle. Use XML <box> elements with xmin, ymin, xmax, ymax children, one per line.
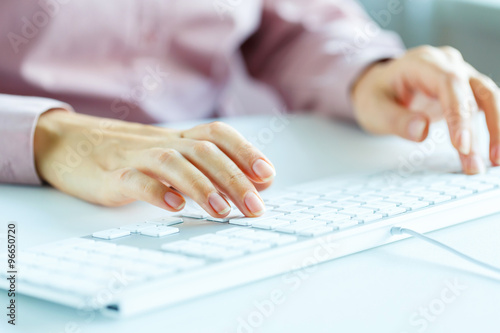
<box><xmin>134</xmin><ymin>148</ymin><xmax>232</xmax><ymax>218</ymax></box>
<box><xmin>470</xmin><ymin>74</ymin><xmax>500</xmax><ymax>166</ymax></box>
<box><xmin>403</xmin><ymin>47</ymin><xmax>475</xmax><ymax>155</ymax></box>
<box><xmin>371</xmin><ymin>98</ymin><xmax>430</xmax><ymax>142</ymax></box>
<box><xmin>459</xmin><ymin>150</ymin><xmax>486</xmax><ymax>175</ymax></box>
<box><xmin>109</xmin><ymin>167</ymin><xmax>186</xmax><ymax>211</ymax></box>
<box><xmin>181</xmin><ymin>121</ymin><xmax>276</xmax><ymax>183</ymax></box>
<box><xmin>174</xmin><ymin>139</ymin><xmax>265</xmax><ymax>217</ymax></box>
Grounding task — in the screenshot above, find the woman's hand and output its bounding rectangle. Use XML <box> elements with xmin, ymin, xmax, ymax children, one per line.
<box><xmin>352</xmin><ymin>45</ymin><xmax>500</xmax><ymax>174</ymax></box>
<box><xmin>34</xmin><ymin>110</ymin><xmax>275</xmax><ymax>218</ymax></box>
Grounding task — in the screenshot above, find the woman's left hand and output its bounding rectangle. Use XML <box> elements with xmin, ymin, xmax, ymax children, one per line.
<box><xmin>351</xmin><ymin>45</ymin><xmax>500</xmax><ymax>174</ymax></box>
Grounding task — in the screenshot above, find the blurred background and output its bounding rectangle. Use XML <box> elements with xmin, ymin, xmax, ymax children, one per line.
<box><xmin>358</xmin><ymin>0</ymin><xmax>500</xmax><ymax>81</ymax></box>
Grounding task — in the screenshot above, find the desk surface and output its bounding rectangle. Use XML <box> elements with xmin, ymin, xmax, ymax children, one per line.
<box><xmin>1</xmin><ymin>115</ymin><xmax>499</xmax><ymax>333</ymax></box>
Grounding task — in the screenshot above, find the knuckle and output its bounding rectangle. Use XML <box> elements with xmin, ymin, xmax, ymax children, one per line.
<box><xmin>222</xmin><ymin>170</ymin><xmax>248</xmax><ymax>187</ymax></box>
<box><xmin>155</xmin><ymin>148</ymin><xmax>180</xmax><ymax>164</ymax></box>
<box><xmin>189</xmin><ymin>175</ymin><xmax>212</xmax><ymax>195</ymax></box>
<box><xmin>138</xmin><ymin>180</ymin><xmax>157</xmax><ymax>197</ymax></box>
<box><xmin>441</xmin><ymin>46</ymin><xmax>462</xmax><ymax>59</ymax></box>
<box><xmin>192</xmin><ymin>140</ymin><xmax>218</xmax><ymax>155</ymax></box>
<box><xmin>206</xmin><ymin>121</ymin><xmax>229</xmax><ymax>136</ymax></box>
<box><xmin>414</xmin><ymin>45</ymin><xmax>435</xmax><ymax>56</ymax></box>
<box><xmin>235</xmin><ymin>141</ymin><xmax>257</xmax><ymax>160</ymax></box>
<box><xmin>441</xmin><ymin>71</ymin><xmax>460</xmax><ymax>86</ymax></box>
<box><xmin>117</xmin><ymin>167</ymin><xmax>136</xmax><ymax>182</ymax></box>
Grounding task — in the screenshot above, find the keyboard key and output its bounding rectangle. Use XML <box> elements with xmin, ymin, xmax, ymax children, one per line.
<box><xmin>379</xmin><ymin>207</ymin><xmax>407</xmax><ymax>217</ymax></box>
<box><xmin>252</xmin><ymin>218</ymin><xmax>290</xmax><ymax>230</ymax></box>
<box><xmin>423</xmin><ymin>195</ymin><xmax>453</xmax><ymax>204</ymax></box>
<box><xmin>270</xmin><ymin>235</ymin><xmax>298</xmax><ymax>245</ymax></box>
<box><xmin>229</xmin><ymin>212</ymin><xmax>284</xmax><ymax>226</ymax></box>
<box><xmin>297</xmin><ymin>199</ymin><xmax>331</xmax><ymax>208</ymax></box>
<box><xmin>275</xmin><ymin>220</ymin><xmax>326</xmax><ymax>234</ymax></box>
<box><xmin>236</xmin><ymin>240</ymin><xmax>272</xmax><ymax>253</ymax></box>
<box><xmin>272</xmin><ymin>205</ymin><xmax>308</xmax><ymax>214</ymax></box>
<box><xmin>284</xmin><ymin>193</ymin><xmax>320</xmax><ymax>202</ymax></box>
<box><xmin>206</xmin><ymin>209</ymin><xmax>244</xmax><ymax>222</ymax></box>
<box><xmin>401</xmin><ymin>201</ymin><xmax>430</xmax><ymax>210</ymax></box>
<box><xmin>406</xmin><ymin>190</ymin><xmax>441</xmax><ymax>200</ymax></box>
<box><xmin>265</xmin><ymin>198</ymin><xmax>298</xmax><ymax>207</ymax></box>
<box><xmin>452</xmin><ymin>189</ymin><xmax>474</xmax><ymax>198</ymax></box>
<box><xmin>337</xmin><ymin>207</ymin><xmax>375</xmax><ymax>217</ymax></box>
<box><xmin>180</xmin><ymin>206</ymin><xmax>209</xmax><ymax>219</ymax></box>
<box><xmin>314</xmin><ymin>213</ymin><xmax>350</xmax><ymax>223</ymax></box>
<box><xmin>239</xmin><ymin>230</ymin><xmax>281</xmax><ymax>242</ymax></box>
<box><xmin>120</xmin><ymin>222</ymin><xmax>155</xmax><ymax>233</ymax></box>
<box><xmin>92</xmin><ymin>228</ymin><xmax>131</xmax><ymax>240</ymax></box>
<box><xmin>276</xmin><ymin>213</ymin><xmax>314</xmax><ymax>222</ymax></box>
<box><xmin>351</xmin><ymin>195</ymin><xmax>384</xmax><ymax>203</ymax></box>
<box><xmin>216</xmin><ymin>227</ymin><xmax>256</xmax><ymax>237</ymax></box>
<box><xmin>140</xmin><ymin>226</ymin><xmax>179</xmax><ymax>237</ymax></box>
<box><xmin>327</xmin><ymin>201</ymin><xmax>360</xmax><ymax>209</ymax></box>
<box><xmin>297</xmin><ymin>226</ymin><xmax>335</xmax><ymax>236</ymax></box>
<box><xmin>146</xmin><ymin>216</ymin><xmax>184</xmax><ymax>226</ymax></box>
<box><xmin>208</xmin><ymin>249</ymin><xmax>245</xmax><ymax>260</ymax></box>
<box><xmin>385</xmin><ymin>196</ymin><xmax>422</xmax><ymax>205</ymax></box>
<box><xmin>190</xmin><ymin>234</ymin><xmax>229</xmax><ymax>244</ymax></box>
<box><xmin>331</xmin><ymin>219</ymin><xmax>359</xmax><ymax>230</ymax></box>
<box><xmin>357</xmin><ymin>214</ymin><xmax>384</xmax><ymax>223</ymax></box>
<box><xmin>161</xmin><ymin>240</ymin><xmax>194</xmax><ymax>253</ymax></box>
<box><xmin>300</xmin><ymin>207</ymin><xmax>339</xmax><ymax>216</ymax></box>
<box><xmin>362</xmin><ymin>201</ymin><xmax>397</xmax><ymax>210</ymax></box>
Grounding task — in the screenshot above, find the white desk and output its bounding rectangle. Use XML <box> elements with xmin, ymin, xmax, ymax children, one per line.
<box><xmin>1</xmin><ymin>115</ymin><xmax>499</xmax><ymax>333</ymax></box>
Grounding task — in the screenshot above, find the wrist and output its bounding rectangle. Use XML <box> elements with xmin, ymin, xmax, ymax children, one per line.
<box><xmin>34</xmin><ymin>108</ymin><xmax>71</xmax><ymax>181</ymax></box>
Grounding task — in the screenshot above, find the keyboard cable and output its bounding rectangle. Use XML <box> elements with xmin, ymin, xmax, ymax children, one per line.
<box><xmin>391</xmin><ymin>226</ymin><xmax>500</xmax><ymax>275</ymax></box>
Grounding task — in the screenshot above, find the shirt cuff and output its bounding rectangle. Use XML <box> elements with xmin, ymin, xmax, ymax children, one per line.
<box><xmin>0</xmin><ymin>94</ymin><xmax>73</xmax><ymax>185</ymax></box>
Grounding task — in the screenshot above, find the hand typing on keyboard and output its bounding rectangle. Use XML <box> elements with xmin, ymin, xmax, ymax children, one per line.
<box><xmin>351</xmin><ymin>46</ymin><xmax>500</xmax><ymax>175</ymax></box>
<box><xmin>34</xmin><ymin>112</ymin><xmax>275</xmax><ymax>218</ymax></box>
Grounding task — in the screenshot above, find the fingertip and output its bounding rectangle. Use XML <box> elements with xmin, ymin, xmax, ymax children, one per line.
<box><xmin>244</xmin><ymin>191</ymin><xmax>266</xmax><ymax>217</ymax></box>
<box><xmin>491</xmin><ymin>145</ymin><xmax>500</xmax><ymax>166</ymax></box>
<box><xmin>456</xmin><ymin>129</ymin><xmax>472</xmax><ymax>155</ymax></box>
<box><xmin>463</xmin><ymin>155</ymin><xmax>486</xmax><ymax>175</ymax></box>
<box><xmin>164</xmin><ymin>191</ymin><xmax>186</xmax><ymax>211</ymax></box>
<box><xmin>407</xmin><ymin>115</ymin><xmax>429</xmax><ymax>142</ymax></box>
<box><xmin>208</xmin><ymin>192</ymin><xmax>231</xmax><ymax>216</ymax></box>
<box><xmin>252</xmin><ymin>158</ymin><xmax>276</xmax><ymax>183</ymax></box>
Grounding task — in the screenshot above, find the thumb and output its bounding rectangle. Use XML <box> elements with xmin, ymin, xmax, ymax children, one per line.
<box><xmin>380</xmin><ymin>100</ymin><xmax>430</xmax><ymax>142</ymax></box>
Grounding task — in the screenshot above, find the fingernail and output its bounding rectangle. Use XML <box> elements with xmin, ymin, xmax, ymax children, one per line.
<box><xmin>466</xmin><ymin>155</ymin><xmax>486</xmax><ymax>174</ymax></box>
<box><xmin>164</xmin><ymin>192</ymin><xmax>185</xmax><ymax>210</ymax></box>
<box><xmin>252</xmin><ymin>159</ymin><xmax>276</xmax><ymax>182</ymax></box>
<box><xmin>457</xmin><ymin>129</ymin><xmax>471</xmax><ymax>155</ymax></box>
<box><xmin>491</xmin><ymin>145</ymin><xmax>500</xmax><ymax>166</ymax></box>
<box><xmin>408</xmin><ymin>117</ymin><xmax>427</xmax><ymax>141</ymax></box>
<box><xmin>244</xmin><ymin>191</ymin><xmax>265</xmax><ymax>215</ymax></box>
<box><xmin>208</xmin><ymin>192</ymin><xmax>231</xmax><ymax>215</ymax></box>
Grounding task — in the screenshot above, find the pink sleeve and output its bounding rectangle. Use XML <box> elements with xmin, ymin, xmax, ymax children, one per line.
<box><xmin>242</xmin><ymin>0</ymin><xmax>405</xmax><ymax>119</ymax></box>
<box><xmin>0</xmin><ymin>94</ymin><xmax>73</xmax><ymax>185</ymax></box>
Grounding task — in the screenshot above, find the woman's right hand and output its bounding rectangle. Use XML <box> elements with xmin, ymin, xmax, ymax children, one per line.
<box><xmin>34</xmin><ymin>110</ymin><xmax>276</xmax><ymax>218</ymax></box>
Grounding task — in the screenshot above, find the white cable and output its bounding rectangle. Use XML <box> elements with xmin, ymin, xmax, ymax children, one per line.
<box><xmin>391</xmin><ymin>226</ymin><xmax>500</xmax><ymax>275</ymax></box>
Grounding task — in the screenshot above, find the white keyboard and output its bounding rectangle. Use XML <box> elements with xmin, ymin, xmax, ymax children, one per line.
<box><xmin>3</xmin><ymin>168</ymin><xmax>500</xmax><ymax>317</ymax></box>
